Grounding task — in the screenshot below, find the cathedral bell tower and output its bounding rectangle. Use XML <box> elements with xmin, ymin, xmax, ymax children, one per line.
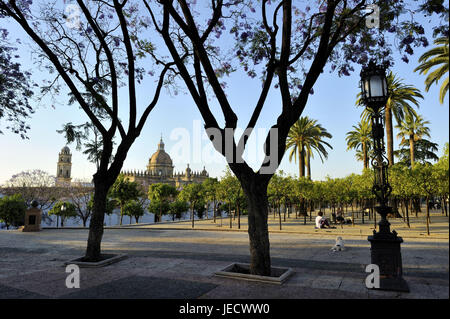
<box><xmin>56</xmin><ymin>146</ymin><xmax>72</xmax><ymax>186</ymax></box>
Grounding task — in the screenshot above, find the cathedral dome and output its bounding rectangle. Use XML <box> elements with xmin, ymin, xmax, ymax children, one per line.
<box><xmin>149</xmin><ymin>149</ymin><xmax>173</xmax><ymax>165</ymax></box>
<box><xmin>147</xmin><ymin>137</ymin><xmax>173</xmax><ymax>168</ymax></box>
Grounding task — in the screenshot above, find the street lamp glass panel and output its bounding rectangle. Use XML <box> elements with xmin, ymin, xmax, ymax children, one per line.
<box><xmin>369</xmin><ymin>75</ymin><xmax>384</xmax><ymax>97</ymax></box>
<box><xmin>363</xmin><ymin>79</ymin><xmax>370</xmax><ymax>98</ymax></box>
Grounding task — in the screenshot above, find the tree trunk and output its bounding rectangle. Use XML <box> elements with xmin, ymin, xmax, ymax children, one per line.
<box><xmin>191</xmin><ymin>206</ymin><xmax>195</xmax><ymax>228</ymax></box>
<box><xmin>229</xmin><ymin>203</ymin><xmax>232</xmax><ymax>228</ymax></box>
<box><xmin>363</xmin><ymin>143</ymin><xmax>368</xmax><ymax>169</ymax></box>
<box><xmin>84</xmin><ymin>180</ymin><xmax>109</xmax><ymax>261</ymax></box>
<box><xmin>385</xmin><ymin>107</ymin><xmax>394</xmax><ymax>166</ymax></box>
<box><xmin>306</xmin><ymin>153</ymin><xmax>311</xmax><ymax>179</ymax></box>
<box><xmin>404</xmin><ymin>199</ymin><xmax>410</xmax><ymax>228</ymax></box>
<box><xmin>299</xmin><ymin>148</ymin><xmax>305</xmax><ymax>178</ymax></box>
<box><xmin>409</xmin><ymin>135</ymin><xmax>415</xmax><ymax>169</ymax></box>
<box><xmin>426</xmin><ymin>196</ymin><xmax>430</xmax><ymax>235</ymax></box>
<box><xmin>120</xmin><ymin>204</ymin><xmax>124</xmax><ymax>225</ymax></box>
<box><xmin>278</xmin><ymin>204</ymin><xmax>282</xmax><ymax>230</ymax></box>
<box><xmin>237</xmin><ymin>204</ymin><xmax>241</xmax><ymax>229</ymax></box>
<box><xmin>241</xmin><ymin>177</ymin><xmax>271</xmax><ymax>276</ymax></box>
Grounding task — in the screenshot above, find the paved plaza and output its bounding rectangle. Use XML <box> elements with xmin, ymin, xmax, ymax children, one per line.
<box><xmin>0</xmin><ymin>213</ymin><xmax>448</xmax><ymax>299</ymax></box>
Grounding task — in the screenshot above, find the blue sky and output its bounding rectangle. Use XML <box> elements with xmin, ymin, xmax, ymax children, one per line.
<box><xmin>0</xmin><ymin>2</ymin><xmax>448</xmax><ymax>185</ymax></box>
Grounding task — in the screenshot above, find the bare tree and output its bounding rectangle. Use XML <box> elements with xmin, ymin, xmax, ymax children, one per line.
<box><xmin>1</xmin><ymin>0</ymin><xmax>176</xmax><ymax>261</ymax></box>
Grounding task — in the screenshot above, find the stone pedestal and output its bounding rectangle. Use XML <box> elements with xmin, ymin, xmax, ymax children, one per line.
<box><xmin>368</xmin><ymin>230</ymin><xmax>409</xmax><ymax>292</ymax></box>
<box><xmin>22</xmin><ymin>207</ymin><xmax>42</xmax><ymax>232</ymax></box>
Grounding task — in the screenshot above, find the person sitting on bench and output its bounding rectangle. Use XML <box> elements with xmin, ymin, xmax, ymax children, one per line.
<box><xmin>315</xmin><ymin>211</ymin><xmax>332</xmax><ymax>229</ymax></box>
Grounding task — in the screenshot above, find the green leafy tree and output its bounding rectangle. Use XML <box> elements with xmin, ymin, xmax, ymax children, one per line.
<box><xmin>390</xmin><ymin>164</ymin><xmax>415</xmax><ymax>227</ymax></box>
<box><xmin>123</xmin><ymin>200</ymin><xmax>145</xmax><ymax>224</ymax></box>
<box><xmin>412</xmin><ymin>163</ymin><xmax>440</xmax><ymax>235</ymax></box>
<box><xmin>48</xmin><ymin>201</ymin><xmax>77</xmax><ymax>228</ymax></box>
<box><xmin>267</xmin><ymin>173</ymin><xmax>285</xmax><ymax>230</ymax></box>
<box><xmin>178</xmin><ymin>183</ymin><xmax>204</xmax><ymax>228</ymax></box>
<box><xmin>148</xmin><ymin>183</ymin><xmax>178</xmax><ymax>223</ymax></box>
<box><xmin>217</xmin><ymin>169</ymin><xmax>242</xmax><ymax>229</ymax></box>
<box><xmin>147</xmin><ymin>199</ymin><xmax>169</xmax><ymax>223</ymax></box>
<box><xmin>202</xmin><ymin>177</ymin><xmax>219</xmax><ymax>223</ymax></box>
<box><xmin>168</xmin><ymin>200</ymin><xmax>189</xmax><ymax>221</ymax></box>
<box><xmin>0</xmin><ymin>194</ymin><xmax>27</xmax><ymax>229</ymax></box>
<box><xmin>414</xmin><ymin>36</ymin><xmax>449</xmax><ymax>104</ymax></box>
<box><xmin>110</xmin><ymin>175</ymin><xmax>141</xmax><ymax>225</ymax></box>
<box><xmin>435</xmin><ymin>143</ymin><xmax>449</xmax><ymax>216</ymax></box>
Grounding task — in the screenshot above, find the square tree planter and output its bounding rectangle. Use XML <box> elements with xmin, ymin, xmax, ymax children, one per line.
<box><xmin>63</xmin><ymin>254</ymin><xmax>128</xmax><ymax>268</ymax></box>
<box><xmin>214</xmin><ymin>263</ymin><xmax>293</xmax><ymax>285</ymax></box>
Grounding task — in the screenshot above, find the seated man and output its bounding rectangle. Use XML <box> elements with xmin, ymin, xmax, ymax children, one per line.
<box><xmin>315</xmin><ymin>211</ymin><xmax>333</xmax><ymax>229</ymax></box>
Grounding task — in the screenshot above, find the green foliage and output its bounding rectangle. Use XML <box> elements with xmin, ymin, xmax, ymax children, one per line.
<box><xmin>414</xmin><ymin>36</ymin><xmax>449</xmax><ymax>104</ymax></box>
<box><xmin>148</xmin><ymin>183</ymin><xmax>177</xmax><ymax>203</ymax></box>
<box><xmin>110</xmin><ymin>174</ymin><xmax>141</xmax><ymax>224</ymax></box>
<box><xmin>394</xmin><ymin>138</ymin><xmax>439</xmax><ymax>167</ymax></box>
<box><xmin>395</xmin><ymin>114</ymin><xmax>432</xmax><ymax>168</ymax></box>
<box><xmin>48</xmin><ymin>201</ymin><xmax>77</xmax><ymax>226</ymax></box>
<box><xmin>286</xmin><ymin>117</ymin><xmax>333</xmax><ymax>178</ymax></box>
<box><xmin>123</xmin><ymin>200</ymin><xmax>145</xmax><ymax>223</ymax></box>
<box><xmin>168</xmin><ymin>200</ymin><xmax>189</xmax><ymax>220</ymax></box>
<box><xmin>0</xmin><ymin>194</ymin><xmax>27</xmax><ymax>229</ymax></box>
<box><xmin>202</xmin><ymin>177</ymin><xmax>219</xmax><ymax>204</ymax></box>
<box><xmin>87</xmin><ymin>193</ymin><xmax>115</xmax><ymax>216</ymax></box>
<box><xmin>147</xmin><ymin>183</ymin><xmax>177</xmax><ymax>222</ymax></box>
<box><xmin>346</xmin><ymin>119</ymin><xmax>372</xmax><ymax>169</ymax></box>
<box><xmin>178</xmin><ymin>183</ymin><xmax>204</xmax><ymax>208</ymax></box>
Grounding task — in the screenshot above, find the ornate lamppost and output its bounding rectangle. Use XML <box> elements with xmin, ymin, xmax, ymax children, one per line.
<box><xmin>360</xmin><ymin>60</ymin><xmax>409</xmax><ymax>292</ymax></box>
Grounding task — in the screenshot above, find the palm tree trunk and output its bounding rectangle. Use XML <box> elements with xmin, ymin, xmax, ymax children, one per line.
<box><xmin>409</xmin><ymin>135</ymin><xmax>415</xmax><ymax>168</ymax></box>
<box><xmin>306</xmin><ymin>153</ymin><xmax>311</xmax><ymax>179</ymax></box>
<box><xmin>363</xmin><ymin>143</ymin><xmax>368</xmax><ymax>169</ymax></box>
<box><xmin>385</xmin><ymin>107</ymin><xmax>394</xmax><ymax>166</ymax></box>
<box><xmin>299</xmin><ymin>148</ymin><xmax>305</xmax><ymax>177</ymax></box>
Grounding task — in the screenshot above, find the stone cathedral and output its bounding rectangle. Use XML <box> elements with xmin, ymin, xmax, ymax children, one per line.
<box><xmin>121</xmin><ymin>137</ymin><xmax>209</xmax><ymax>189</ymax></box>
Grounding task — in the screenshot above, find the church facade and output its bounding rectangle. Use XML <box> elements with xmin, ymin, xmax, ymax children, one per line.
<box><xmin>121</xmin><ymin>137</ymin><xmax>209</xmax><ymax>189</ymax></box>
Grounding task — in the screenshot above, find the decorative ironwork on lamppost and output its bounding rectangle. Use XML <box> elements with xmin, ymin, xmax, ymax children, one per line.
<box><xmin>360</xmin><ymin>60</ymin><xmax>409</xmax><ymax>292</ymax></box>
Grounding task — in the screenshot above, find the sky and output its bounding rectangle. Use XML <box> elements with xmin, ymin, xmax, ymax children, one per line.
<box><xmin>0</xmin><ymin>1</ymin><xmax>448</xmax><ymax>185</ymax></box>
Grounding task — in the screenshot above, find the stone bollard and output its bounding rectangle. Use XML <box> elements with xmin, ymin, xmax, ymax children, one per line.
<box><xmin>22</xmin><ymin>200</ymin><xmax>42</xmax><ymax>232</ymax></box>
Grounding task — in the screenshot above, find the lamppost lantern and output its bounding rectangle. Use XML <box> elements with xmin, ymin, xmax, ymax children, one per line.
<box><xmin>359</xmin><ymin>60</ymin><xmax>409</xmax><ymax>293</ymax></box>
<box><xmin>360</xmin><ymin>60</ymin><xmax>389</xmax><ymax>113</ymax></box>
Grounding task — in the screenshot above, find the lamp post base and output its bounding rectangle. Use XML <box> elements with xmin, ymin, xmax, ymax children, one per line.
<box><xmin>368</xmin><ymin>229</ymin><xmax>409</xmax><ymax>293</ymax></box>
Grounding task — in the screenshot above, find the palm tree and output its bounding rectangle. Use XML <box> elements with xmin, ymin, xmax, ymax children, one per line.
<box><xmin>286</xmin><ymin>117</ymin><xmax>333</xmax><ymax>179</ymax></box>
<box><xmin>395</xmin><ymin>114</ymin><xmax>431</xmax><ymax>169</ymax></box>
<box><xmin>346</xmin><ymin>119</ymin><xmax>372</xmax><ymax>170</ymax></box>
<box><xmin>414</xmin><ymin>36</ymin><xmax>449</xmax><ymax>104</ymax></box>
<box><xmin>358</xmin><ymin>71</ymin><xmax>423</xmax><ymax>166</ymax></box>
<box><xmin>394</xmin><ymin>138</ymin><xmax>439</xmax><ymax>167</ymax></box>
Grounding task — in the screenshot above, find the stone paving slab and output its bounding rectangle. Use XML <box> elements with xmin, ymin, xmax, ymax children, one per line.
<box><xmin>61</xmin><ymin>275</ymin><xmax>218</xmax><ymax>299</ymax></box>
